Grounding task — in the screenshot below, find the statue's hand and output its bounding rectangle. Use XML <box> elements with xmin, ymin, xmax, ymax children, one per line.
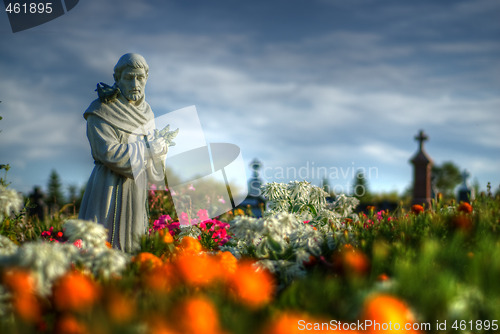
<box><xmin>151</xmin><ymin>137</ymin><xmax>167</xmax><ymax>155</ymax></box>
<box><xmin>156</xmin><ymin>125</ymin><xmax>179</xmax><ymax>147</ymax></box>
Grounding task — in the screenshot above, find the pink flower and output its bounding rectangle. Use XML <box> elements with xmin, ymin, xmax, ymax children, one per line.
<box><xmin>197</xmin><ymin>209</ymin><xmax>209</xmax><ymax>222</ymax></box>
<box><xmin>217</xmin><ymin>196</ymin><xmax>226</xmax><ymax>204</ymax></box>
<box><xmin>73</xmin><ymin>239</ymin><xmax>83</xmax><ymax>249</ymax></box>
<box><xmin>180</xmin><ymin>212</ymin><xmax>190</xmax><ymax>225</ymax></box>
<box><xmin>188</xmin><ymin>184</ymin><xmax>196</xmax><ymax>191</ymax></box>
<box><xmin>168</xmin><ymin>221</ymin><xmax>180</xmax><ymax>234</ymax></box>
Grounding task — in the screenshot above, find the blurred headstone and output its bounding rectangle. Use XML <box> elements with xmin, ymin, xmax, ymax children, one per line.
<box><xmin>239</xmin><ymin>158</ymin><xmax>266</xmax><ymax>217</ymax></box>
<box><xmin>457</xmin><ymin>169</ymin><xmax>474</xmax><ymax>203</ymax></box>
<box><xmin>410</xmin><ymin>130</ymin><xmax>433</xmax><ymax>208</ymax></box>
<box><xmin>27</xmin><ymin>186</ymin><xmax>46</xmax><ymax>221</ymax></box>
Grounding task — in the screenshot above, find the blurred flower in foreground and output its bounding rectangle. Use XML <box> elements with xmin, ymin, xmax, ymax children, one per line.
<box><xmin>143</xmin><ymin>262</ymin><xmax>177</xmax><ymax>293</ymax></box>
<box><xmin>228</xmin><ymin>261</ymin><xmax>275</xmax><ymax>308</ymax></box>
<box><xmin>52</xmin><ymin>271</ymin><xmax>101</xmax><ymax>312</ymax></box>
<box><xmin>360</xmin><ymin>293</ymin><xmax>420</xmax><ymax>334</ymax></box>
<box><xmin>55</xmin><ymin>314</ymin><xmax>88</xmax><ymax>334</ymax></box>
<box><xmin>2</xmin><ymin>268</ymin><xmax>41</xmax><ymax>323</ymax></box>
<box><xmin>105</xmin><ymin>290</ymin><xmax>136</xmax><ymax>324</ymax></box>
<box><xmin>0</xmin><ymin>242</ymin><xmax>76</xmax><ymax>296</ymax></box>
<box><xmin>174</xmin><ymin>296</ymin><xmax>222</xmax><ymax>334</ymax></box>
<box><xmin>262</xmin><ymin>311</ymin><xmax>359</xmax><ymax>333</ymax></box>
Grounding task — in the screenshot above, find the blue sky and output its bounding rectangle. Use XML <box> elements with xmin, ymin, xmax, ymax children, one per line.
<box><xmin>1</xmin><ymin>0</ymin><xmax>499</xmax><ymax>197</ymax></box>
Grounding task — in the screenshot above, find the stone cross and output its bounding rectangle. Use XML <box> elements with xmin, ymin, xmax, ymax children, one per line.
<box><xmin>410</xmin><ymin>130</ymin><xmax>433</xmax><ymax>208</ymax></box>
<box><xmin>415</xmin><ymin>130</ymin><xmax>428</xmax><ymax>152</ymax></box>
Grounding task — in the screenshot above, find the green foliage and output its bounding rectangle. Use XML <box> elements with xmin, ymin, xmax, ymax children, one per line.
<box><xmin>432</xmin><ymin>161</ymin><xmax>462</xmax><ymax>199</ymax></box>
<box><xmin>1</xmin><ymin>174</ymin><xmax>500</xmax><ymax>333</ymax></box>
<box><xmin>47</xmin><ymin>169</ymin><xmax>65</xmax><ymax>212</ymax></box>
<box><xmin>352</xmin><ymin>169</ymin><xmax>372</xmax><ymax>204</ymax></box>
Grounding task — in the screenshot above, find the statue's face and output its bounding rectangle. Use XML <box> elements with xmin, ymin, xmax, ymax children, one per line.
<box><xmin>117</xmin><ymin>67</ymin><xmax>147</xmax><ymax>103</ymax></box>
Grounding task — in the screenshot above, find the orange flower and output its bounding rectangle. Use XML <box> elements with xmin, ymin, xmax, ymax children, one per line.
<box><xmin>175</xmin><ymin>253</ymin><xmax>218</xmax><ymax>287</ymax></box>
<box><xmin>54</xmin><ymin>315</ymin><xmax>88</xmax><ymax>334</ymax></box>
<box><xmin>105</xmin><ymin>241</ymin><xmax>112</xmax><ymax>248</ymax></box>
<box><xmin>333</xmin><ymin>244</ymin><xmax>370</xmax><ymax>277</ymax></box>
<box><xmin>147</xmin><ymin>317</ymin><xmax>179</xmax><ymax>334</ymax></box>
<box><xmin>262</xmin><ymin>312</ymin><xmax>358</xmax><ymax>334</ymax></box>
<box><xmin>178</xmin><ymin>236</ymin><xmax>202</xmax><ymax>254</ymax></box>
<box><xmin>228</xmin><ymin>261</ymin><xmax>274</xmax><ymax>308</ymax></box>
<box><xmin>174</xmin><ymin>296</ymin><xmax>221</xmax><ymax>334</ymax></box>
<box><xmin>450</xmin><ymin>215</ymin><xmax>474</xmax><ymax>233</ymax></box>
<box><xmin>457</xmin><ymin>202</ymin><xmax>473</xmax><ymax>214</ymax></box>
<box><xmin>411</xmin><ymin>204</ymin><xmax>424</xmax><ymax>215</ymax></box>
<box><xmin>216</xmin><ymin>251</ymin><xmax>238</xmax><ymax>278</ymax></box>
<box><xmin>133</xmin><ymin>252</ymin><xmax>163</xmax><ymax>271</ymax></box>
<box><xmin>158</xmin><ymin>229</ymin><xmax>174</xmax><ymax>243</ymax></box>
<box><xmin>360</xmin><ymin>293</ymin><xmax>420</xmax><ymax>334</ymax></box>
<box><xmin>13</xmin><ymin>292</ymin><xmax>41</xmax><ymax>323</ymax></box>
<box><xmin>52</xmin><ymin>271</ymin><xmax>101</xmax><ymax>312</ymax></box>
<box><xmin>105</xmin><ymin>290</ymin><xmax>136</xmax><ymax>323</ymax></box>
<box><xmin>2</xmin><ymin>268</ymin><xmax>41</xmax><ymax>323</ymax></box>
<box><xmin>143</xmin><ymin>262</ymin><xmax>177</xmax><ymax>293</ymax></box>
<box><xmin>2</xmin><ymin>268</ymin><xmax>36</xmax><ymax>295</ymax></box>
<box><xmin>377</xmin><ymin>273</ymin><xmax>390</xmax><ymax>282</ymax></box>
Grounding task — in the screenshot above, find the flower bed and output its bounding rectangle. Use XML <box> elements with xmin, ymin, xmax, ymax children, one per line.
<box><xmin>1</xmin><ymin>181</ymin><xmax>499</xmax><ymax>333</ymax></box>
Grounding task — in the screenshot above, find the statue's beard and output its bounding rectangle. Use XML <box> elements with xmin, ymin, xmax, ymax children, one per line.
<box><xmin>124</xmin><ymin>91</ymin><xmax>143</xmax><ymax>102</ymax></box>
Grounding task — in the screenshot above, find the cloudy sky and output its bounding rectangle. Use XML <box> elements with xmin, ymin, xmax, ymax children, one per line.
<box><xmin>1</xmin><ymin>0</ymin><xmax>499</xmax><ymax>198</ymax></box>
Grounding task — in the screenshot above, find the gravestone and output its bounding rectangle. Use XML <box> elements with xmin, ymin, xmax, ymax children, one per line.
<box><xmin>27</xmin><ymin>186</ymin><xmax>46</xmax><ymax>221</ymax></box>
<box><xmin>239</xmin><ymin>158</ymin><xmax>266</xmax><ymax>217</ymax></box>
<box><xmin>457</xmin><ymin>169</ymin><xmax>474</xmax><ymax>203</ymax></box>
<box><xmin>410</xmin><ymin>130</ymin><xmax>433</xmax><ymax>208</ymax></box>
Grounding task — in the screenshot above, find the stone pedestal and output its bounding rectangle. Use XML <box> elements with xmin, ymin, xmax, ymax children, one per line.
<box><xmin>410</xmin><ymin>130</ymin><xmax>433</xmax><ymax>208</ymax></box>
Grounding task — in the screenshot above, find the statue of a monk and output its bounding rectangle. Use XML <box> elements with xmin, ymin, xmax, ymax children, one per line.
<box><xmin>79</xmin><ymin>53</ymin><xmax>167</xmax><ymax>252</ymax></box>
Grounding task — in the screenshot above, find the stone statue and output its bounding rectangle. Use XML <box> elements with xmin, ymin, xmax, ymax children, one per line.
<box><xmin>79</xmin><ymin>53</ymin><xmax>173</xmax><ymax>252</ymax></box>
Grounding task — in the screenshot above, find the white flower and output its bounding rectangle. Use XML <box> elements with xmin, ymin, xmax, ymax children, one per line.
<box><xmin>90</xmin><ymin>248</ymin><xmax>130</xmax><ymax>280</ymax></box>
<box><xmin>0</xmin><ymin>235</ymin><xmax>18</xmax><ymax>256</ymax></box>
<box><xmin>178</xmin><ymin>225</ymin><xmax>201</xmax><ymax>239</ymax></box>
<box><xmin>0</xmin><ymin>185</ymin><xmax>23</xmax><ymax>222</ymax></box>
<box><xmin>0</xmin><ymin>242</ymin><xmax>74</xmax><ymax>296</ymax></box>
<box><xmin>63</xmin><ymin>219</ymin><xmax>108</xmax><ymax>249</ymax></box>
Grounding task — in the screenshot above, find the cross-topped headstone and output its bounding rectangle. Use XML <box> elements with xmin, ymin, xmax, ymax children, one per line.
<box><xmin>415</xmin><ymin>130</ymin><xmax>428</xmax><ymax>152</ymax></box>
<box><xmin>250</xmin><ymin>159</ymin><xmax>262</xmax><ymax>179</ymax></box>
<box><xmin>410</xmin><ymin>130</ymin><xmax>433</xmax><ymax>208</ymax></box>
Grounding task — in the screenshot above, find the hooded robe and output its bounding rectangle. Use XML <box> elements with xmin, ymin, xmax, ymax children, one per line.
<box><xmin>79</xmin><ymin>93</ymin><xmax>164</xmax><ymax>252</ymax></box>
